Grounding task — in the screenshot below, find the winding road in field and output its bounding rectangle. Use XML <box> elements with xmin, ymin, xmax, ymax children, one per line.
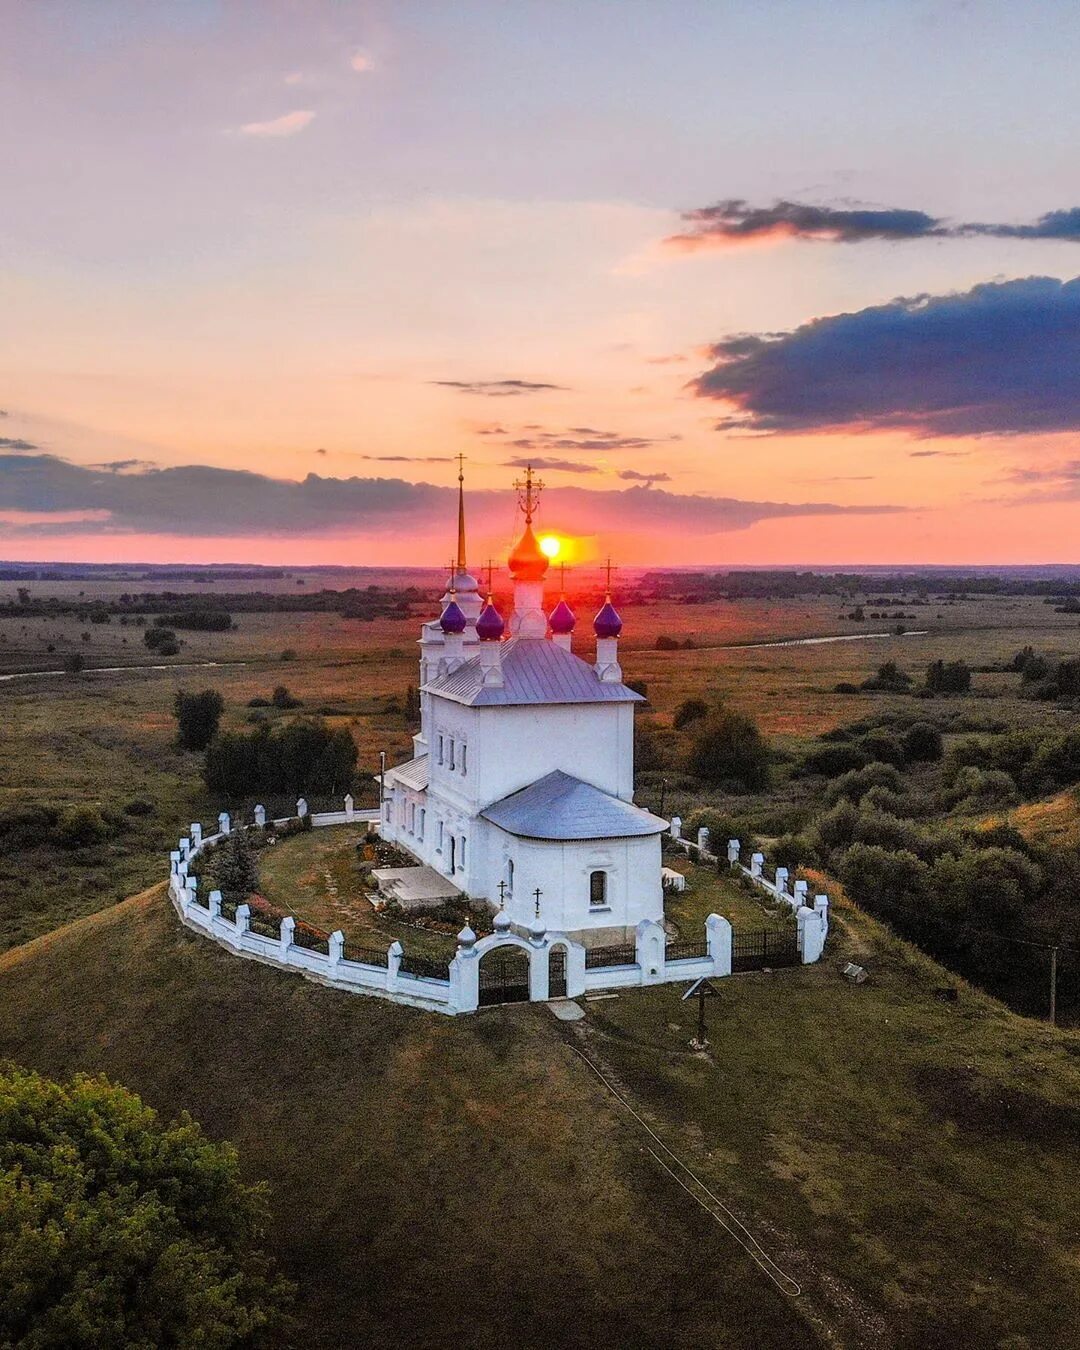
<box><xmin>0</xmin><ymin>660</ymin><xmax>247</xmax><ymax>684</ymax></box>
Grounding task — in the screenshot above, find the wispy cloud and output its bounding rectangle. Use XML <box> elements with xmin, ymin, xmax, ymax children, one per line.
<box><xmin>491</xmin><ymin>425</ymin><xmax>680</xmax><ymax>453</ymax></box>
<box><xmin>432</xmin><ymin>379</ymin><xmax>568</xmax><ymax>397</ymax></box>
<box><xmin>238</xmin><ymin>110</ymin><xmax>315</xmax><ymax>138</ymax></box>
<box><xmin>502</xmin><ymin>456</ymin><xmax>601</xmax><ymax>474</ymax></box>
<box><xmin>0</xmin><ymin>437</ymin><xmax>38</xmax><ymax>451</ymax></box>
<box><xmin>693</xmin><ymin>275</ymin><xmax>1080</xmax><ymax>438</ymax></box>
<box><xmin>617</xmin><ymin>469</ymin><xmax>672</xmax><ymax>483</ymax></box>
<box><xmin>666</xmin><ymin>199</ymin><xmax>1080</xmax><ymax>252</ymax></box>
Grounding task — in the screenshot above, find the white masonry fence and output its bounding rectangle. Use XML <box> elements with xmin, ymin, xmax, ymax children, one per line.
<box><xmin>667</xmin><ymin>815</ymin><xmax>829</xmax><ymax>965</ymax></box>
<box><xmin>168</xmin><ymin>803</ymin><xmax>828</xmax><ymax>1016</ymax></box>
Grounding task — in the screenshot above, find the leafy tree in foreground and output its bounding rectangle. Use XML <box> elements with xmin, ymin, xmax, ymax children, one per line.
<box><xmin>0</xmin><ymin>1061</ymin><xmax>292</xmax><ymax>1349</ymax></box>
<box><xmin>686</xmin><ymin>709</ymin><xmax>770</xmax><ymax>790</ymax></box>
<box><xmin>174</xmin><ymin>688</ymin><xmax>225</xmax><ymax>751</ymax></box>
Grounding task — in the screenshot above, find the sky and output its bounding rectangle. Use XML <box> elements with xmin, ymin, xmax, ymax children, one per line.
<box><xmin>3</xmin><ymin>0</ymin><xmax>1080</xmax><ymax>568</ymax></box>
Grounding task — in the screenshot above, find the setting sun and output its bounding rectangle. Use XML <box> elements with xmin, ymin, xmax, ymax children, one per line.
<box><xmin>539</xmin><ymin>534</ymin><xmax>562</xmax><ymax>559</ymax></box>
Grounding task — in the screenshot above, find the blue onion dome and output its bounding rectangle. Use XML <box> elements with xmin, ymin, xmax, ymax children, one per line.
<box><xmin>549</xmin><ymin>598</ymin><xmax>576</xmax><ymax>634</ymax></box>
<box><xmin>439</xmin><ymin>598</ymin><xmax>467</xmax><ymax>634</ymax></box>
<box><xmin>593</xmin><ymin>598</ymin><xmax>623</xmax><ymax>639</ymax></box>
<box><xmin>475</xmin><ymin>597</ymin><xmax>505</xmax><ymax>641</ymax></box>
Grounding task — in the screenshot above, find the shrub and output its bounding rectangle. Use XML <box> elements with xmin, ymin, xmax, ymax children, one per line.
<box><xmin>943</xmin><ymin>766</ymin><xmax>1018</xmax><ymax>809</ymax></box>
<box><xmin>672</xmin><ymin>698</ymin><xmax>709</xmax><ymax>731</ymax></box>
<box><xmin>204</xmin><ymin>719</ymin><xmax>358</xmax><ymax>797</ymax></box>
<box><xmin>0</xmin><ymin>804</ymin><xmax>61</xmax><ymax>850</ymax></box>
<box><xmin>824</xmin><ymin>761</ymin><xmax>905</xmax><ymax>806</ymax></box>
<box><xmin>833</xmin><ymin>681</ymin><xmax>860</xmax><ymax>694</ymax></box>
<box><xmin>924</xmin><ymin>659</ymin><xmax>971</xmax><ymax>694</ymax></box>
<box><xmin>685</xmin><ymin>709</ymin><xmax>770</xmax><ymax>790</ymax></box>
<box><xmin>271</xmin><ymin>684</ymin><xmax>302</xmax><ymax>710</ymax></box>
<box><xmin>54</xmin><ymin>805</ymin><xmax>111</xmax><ymax>849</ymax></box>
<box><xmin>800</xmin><ymin>742</ymin><xmax>869</xmax><ymax>777</ymax></box>
<box><xmin>655</xmin><ymin>635</ymin><xmax>680</xmax><ymax>651</ymax></box>
<box><xmin>173</xmin><ymin>688</ymin><xmax>225</xmax><ymax>751</ymax></box>
<box><xmin>143</xmin><ymin>626</ymin><xmax>177</xmax><ymax>652</ymax></box>
<box><xmin>209</xmin><ymin>830</ymin><xmax>261</xmax><ymax>902</ymax></box>
<box><xmin>62</xmin><ymin>653</ymin><xmax>85</xmax><ymax>674</ymax></box>
<box><xmin>122</xmin><ymin>798</ymin><xmax>154</xmax><ymax>817</ymax></box>
<box><xmin>0</xmin><ymin>1062</ymin><xmax>291</xmax><ymax>1347</ymax></box>
<box><xmin>903</xmin><ymin>721</ymin><xmax>944</xmax><ymax>762</ymax></box>
<box><xmin>860</xmin><ymin>660</ymin><xmax>912</xmax><ymax>692</ymax></box>
<box><xmin>856</xmin><ymin>730</ymin><xmax>905</xmax><ymax>766</ymax></box>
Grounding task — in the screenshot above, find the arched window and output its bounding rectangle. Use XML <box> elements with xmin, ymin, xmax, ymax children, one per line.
<box><xmin>589</xmin><ymin>870</ymin><xmax>607</xmax><ymax>908</ymax></box>
<box><xmin>506</xmin><ymin>858</ymin><xmax>514</xmax><ymax>895</ymax></box>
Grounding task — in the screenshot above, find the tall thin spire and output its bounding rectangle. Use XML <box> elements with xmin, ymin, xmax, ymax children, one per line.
<box><xmin>455</xmin><ymin>452</ymin><xmax>467</xmax><ymax>572</ymax></box>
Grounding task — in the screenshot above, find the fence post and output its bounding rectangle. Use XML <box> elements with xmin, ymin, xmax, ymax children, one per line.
<box><xmin>254</xmin><ymin>804</ymin><xmax>266</xmax><ymax>828</ymax></box>
<box><xmin>344</xmin><ymin>793</ymin><xmax>355</xmax><ymax>821</ymax></box>
<box><xmin>697</xmin><ymin>826</ymin><xmax>710</xmax><ymax>856</ymax></box>
<box><xmin>178</xmin><ymin>836</ymin><xmax>190</xmax><ymax>860</ymax></box>
<box><xmin>669</xmin><ymin>815</ymin><xmax>682</xmax><ymax>841</ymax></box>
<box><xmin>706</xmin><ymin>913</ymin><xmax>732</xmax><ymax>976</ymax></box>
<box><xmin>328</xmin><ymin>930</ymin><xmax>344</xmax><ymax>968</ymax></box>
<box><xmin>797</xmin><ymin>906</ymin><xmax>826</xmax><ymax>964</ymax></box>
<box><xmin>235</xmin><ymin>903</ymin><xmax>250</xmax><ymax>938</ymax></box>
<box><xmin>280</xmin><ymin>915</ymin><xmax>295</xmax><ymax>956</ymax></box>
<box><xmin>793</xmin><ymin>879</ymin><xmax>808</xmax><ymax>910</ymax></box>
<box><xmin>636</xmin><ymin>919</ymin><xmax>666</xmax><ymax>984</ymax></box>
<box><xmin>190</xmin><ymin>822</ymin><xmax>203</xmax><ymax>849</ymax></box>
<box><xmin>218</xmin><ymin>811</ymin><xmax>231</xmax><ymax>836</ymax></box>
<box><xmin>169</xmin><ymin>850</ymin><xmax>180</xmax><ymax>878</ymax></box>
<box><xmin>774</xmin><ymin>866</ymin><xmax>789</xmax><ymax>896</ymax></box>
<box><xmin>750</xmin><ymin>852</ymin><xmax>764</xmax><ymax>879</ymax></box>
<box><xmin>727</xmin><ymin>838</ymin><xmax>740</xmax><ymax>866</ymax></box>
<box><xmin>208</xmin><ymin>888</ymin><xmax>222</xmax><ymax>920</ymax></box>
<box><xmin>387</xmin><ymin>940</ymin><xmax>403</xmax><ymax>991</ymax></box>
<box><xmin>185</xmin><ymin>876</ymin><xmax>198</xmax><ymax>910</ymax></box>
<box><xmin>453</xmin><ymin>927</ymin><xmax>479</xmax><ymax>1013</ymax></box>
<box><xmin>814</xmin><ymin>895</ymin><xmax>830</xmax><ymax>936</ymax></box>
<box><xmin>296</xmin><ymin>797</ymin><xmax>309</xmax><ymax>820</ymax></box>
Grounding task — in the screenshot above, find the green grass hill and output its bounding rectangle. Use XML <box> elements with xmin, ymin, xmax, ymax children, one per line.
<box><xmin>1</xmin><ymin>884</ymin><xmax>1078</xmax><ymax>1348</ymax></box>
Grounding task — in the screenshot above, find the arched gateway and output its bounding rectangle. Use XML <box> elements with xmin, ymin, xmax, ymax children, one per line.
<box><xmin>478</xmin><ymin>944</ymin><xmax>530</xmax><ymax>1006</ymax></box>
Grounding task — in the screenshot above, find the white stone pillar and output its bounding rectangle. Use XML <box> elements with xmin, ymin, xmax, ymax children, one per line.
<box><xmin>177</xmin><ymin>858</ymin><xmax>189</xmax><ymax>882</ymax></box>
<box><xmin>296</xmin><ymin>797</ymin><xmax>308</xmax><ymax>819</ymax></box>
<box><xmin>706</xmin><ymin>913</ymin><xmax>732</xmax><ymax>976</ymax></box>
<box><xmin>254</xmin><ymin>804</ymin><xmax>266</xmax><ymax>828</ymax></box>
<box><xmin>387</xmin><ymin>940</ymin><xmax>403</xmax><ymax>991</ymax></box>
<box><xmin>178</xmin><ymin>837</ymin><xmax>190</xmax><ymax>859</ymax></box>
<box><xmin>169</xmin><ymin>850</ymin><xmax>180</xmax><ymax>877</ymax></box>
<box><xmin>280</xmin><ymin>915</ymin><xmax>295</xmax><ymax>955</ymax></box>
<box><xmin>727</xmin><ymin>838</ymin><xmax>740</xmax><ymax>865</ymax></box>
<box><xmin>529</xmin><ymin>945</ymin><xmax>549</xmax><ymax>1002</ymax></box>
<box><xmin>184</xmin><ymin>876</ymin><xmax>197</xmax><ymax>909</ymax></box>
<box><xmin>750</xmin><ymin>852</ymin><xmax>764</xmax><ymax>879</ymax></box>
<box><xmin>797</xmin><ymin>906</ymin><xmax>826</xmax><ymax>964</ymax></box>
<box><xmin>697</xmin><ymin>826</ymin><xmax>710</xmax><ymax>855</ymax></box>
<box><xmin>793</xmin><ymin>879</ymin><xmax>808</xmax><ymax>910</ymax></box>
<box><xmin>236</xmin><ymin>903</ymin><xmax>250</xmax><ymax>937</ymax></box>
<box><xmin>208</xmin><ymin>888</ymin><xmax>222</xmax><ymax>920</ymax></box>
<box><xmin>669</xmin><ymin>816</ymin><xmax>682</xmax><ymax>841</ymax></box>
<box><xmin>775</xmin><ymin>867</ymin><xmax>789</xmax><ymax>896</ymax></box>
<box><xmin>344</xmin><ymin>794</ymin><xmax>354</xmax><ymax>820</ymax></box>
<box><xmin>814</xmin><ymin>895</ymin><xmax>830</xmax><ymax>935</ymax></box>
<box><xmin>328</xmin><ymin>930</ymin><xmax>344</xmax><ymax>967</ymax></box>
<box><xmin>565</xmin><ymin>943</ymin><xmax>587</xmax><ymax>999</ymax></box>
<box><xmin>452</xmin><ymin>927</ymin><xmax>479</xmax><ymax>1013</ymax></box>
<box><xmin>218</xmin><ymin>811</ymin><xmax>231</xmax><ymax>836</ymax></box>
<box><xmin>189</xmin><ymin>822</ymin><xmax>203</xmax><ymax>849</ymax></box>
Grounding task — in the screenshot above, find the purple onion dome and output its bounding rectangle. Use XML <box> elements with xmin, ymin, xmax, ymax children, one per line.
<box><xmin>475</xmin><ymin>598</ymin><xmax>505</xmax><ymax>641</ymax></box>
<box><xmin>548</xmin><ymin>598</ymin><xmax>576</xmax><ymax>634</ymax></box>
<box><xmin>593</xmin><ymin>599</ymin><xmax>623</xmax><ymax>639</ymax></box>
<box><xmin>439</xmin><ymin>598</ymin><xmax>468</xmax><ymax>634</ymax></box>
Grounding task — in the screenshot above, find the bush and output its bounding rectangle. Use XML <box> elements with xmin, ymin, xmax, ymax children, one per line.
<box><xmin>860</xmin><ymin>660</ymin><xmax>912</xmax><ymax>692</ymax></box>
<box><xmin>685</xmin><ymin>710</ymin><xmax>770</xmax><ymax>790</ymax></box>
<box><xmin>122</xmin><ymin>798</ymin><xmax>154</xmax><ymax>817</ymax></box>
<box><xmin>655</xmin><ymin>635</ymin><xmax>680</xmax><ymax>651</ymax></box>
<box><xmin>833</xmin><ymin>681</ymin><xmax>860</xmax><ymax>694</ymax></box>
<box><xmin>54</xmin><ymin>805</ymin><xmax>110</xmax><ymax>849</ymax></box>
<box><xmin>143</xmin><ymin>626</ymin><xmax>177</xmax><ymax>652</ymax></box>
<box><xmin>800</xmin><ymin>742</ymin><xmax>869</xmax><ymax>777</ymax></box>
<box><xmin>857</xmin><ymin>729</ymin><xmax>905</xmax><ymax>766</ymax></box>
<box><xmin>903</xmin><ymin>721</ymin><xmax>944</xmax><ymax>762</ymax></box>
<box><xmin>271</xmin><ymin>684</ymin><xmax>302</xmax><ymax>710</ymax></box>
<box><xmin>824</xmin><ymin>761</ymin><xmax>905</xmax><ymax>806</ymax></box>
<box><xmin>0</xmin><ymin>1062</ymin><xmax>291</xmax><ymax>1347</ymax></box>
<box><xmin>672</xmin><ymin>698</ymin><xmax>709</xmax><ymax>731</ymax></box>
<box><xmin>174</xmin><ymin>688</ymin><xmax>225</xmax><ymax>751</ymax></box>
<box><xmin>204</xmin><ymin>718</ymin><xmax>358</xmax><ymax>797</ymax></box>
<box><xmin>924</xmin><ymin>659</ymin><xmax>971</xmax><ymax>694</ymax></box>
<box><xmin>209</xmin><ymin>830</ymin><xmax>261</xmax><ymax>902</ymax></box>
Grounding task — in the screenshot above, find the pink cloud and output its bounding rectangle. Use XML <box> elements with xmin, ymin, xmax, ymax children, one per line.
<box><xmin>238</xmin><ymin>110</ymin><xmax>315</xmax><ymax>138</ymax></box>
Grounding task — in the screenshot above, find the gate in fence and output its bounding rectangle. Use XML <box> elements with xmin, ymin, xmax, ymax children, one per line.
<box><xmin>548</xmin><ymin>947</ymin><xmax>567</xmax><ymax>999</ymax></box>
<box><xmin>732</xmin><ymin>927</ymin><xmax>798</xmax><ymax>972</ymax></box>
<box><xmin>478</xmin><ymin>947</ymin><xmax>531</xmax><ymax>1006</ymax></box>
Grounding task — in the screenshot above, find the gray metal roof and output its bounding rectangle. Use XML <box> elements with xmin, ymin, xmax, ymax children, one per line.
<box><xmin>386</xmin><ymin>755</ymin><xmax>429</xmax><ymax>791</ymax></box>
<box><xmin>423</xmin><ymin>637</ymin><xmax>643</xmax><ymax>707</ymax></box>
<box><xmin>480</xmin><ymin>770</ymin><xmax>667</xmax><ymax>841</ymax></box>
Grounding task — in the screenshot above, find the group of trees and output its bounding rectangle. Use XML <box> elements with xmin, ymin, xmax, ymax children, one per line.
<box><xmin>0</xmin><ymin>1062</ymin><xmax>291</xmax><ymax>1346</ymax></box>
<box><xmin>144</xmin><ymin>626</ymin><xmax>180</xmax><ymax>657</ymax></box>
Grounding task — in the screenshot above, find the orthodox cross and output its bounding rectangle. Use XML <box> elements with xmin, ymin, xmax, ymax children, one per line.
<box><xmin>497</xmin><ymin>879</ymin><xmax>507</xmax><ymax>908</ymax></box>
<box><xmin>604</xmin><ymin>556</ymin><xmax>617</xmax><ymax>597</ymax></box>
<box><xmin>485</xmin><ymin>557</ymin><xmax>495</xmax><ymax>594</ymax></box>
<box><xmin>533</xmin><ymin>887</ymin><xmax>543</xmax><ymax>917</ymax></box>
<box><xmin>446</xmin><ymin>557</ymin><xmax>457</xmax><ymax>595</ymax></box>
<box><xmin>514</xmin><ymin>463</ymin><xmax>544</xmax><ymax>523</ymax></box>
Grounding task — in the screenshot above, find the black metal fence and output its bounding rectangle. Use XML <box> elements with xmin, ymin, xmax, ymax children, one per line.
<box><xmin>343</xmin><ymin>941</ymin><xmax>389</xmax><ymax>968</ymax></box>
<box><xmin>291</xmin><ymin>925</ymin><xmax>331</xmax><ymax>956</ymax></box>
<box><xmin>584</xmin><ymin>942</ymin><xmax>638</xmax><ymax>969</ymax></box>
<box><xmin>398</xmin><ymin>952</ymin><xmax>451</xmax><ymax>982</ymax></box>
<box><xmin>247</xmin><ymin>911</ymin><xmax>281</xmax><ymax>940</ymax></box>
<box><xmin>665</xmin><ymin>939</ymin><xmax>709</xmax><ymax>962</ymax></box>
<box><xmin>732</xmin><ymin>928</ymin><xmax>799</xmax><ymax>972</ymax></box>
<box><xmin>219</xmin><ymin>897</ymin><xmax>239</xmax><ymax>922</ymax></box>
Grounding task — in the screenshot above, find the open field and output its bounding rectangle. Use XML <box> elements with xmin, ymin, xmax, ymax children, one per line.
<box><xmin>1</xmin><ymin>882</ymin><xmax>1077</xmax><ymax>1348</ymax></box>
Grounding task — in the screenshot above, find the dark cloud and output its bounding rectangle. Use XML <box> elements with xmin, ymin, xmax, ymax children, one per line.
<box><xmin>1000</xmin><ymin>460</ymin><xmax>1080</xmax><ymax>501</ymax></box>
<box><xmin>693</xmin><ymin>275</ymin><xmax>1080</xmax><ymax>437</ymax></box>
<box><xmin>502</xmin><ymin>456</ymin><xmax>600</xmax><ymax>474</ymax></box>
<box><xmin>617</xmin><ymin>469</ymin><xmax>672</xmax><ymax>483</ymax></box>
<box><xmin>498</xmin><ymin>426</ymin><xmax>680</xmax><ymax>453</ymax></box>
<box><xmin>356</xmin><ymin>454</ymin><xmax>454</xmax><ymax>463</ymax></box>
<box><xmin>431</xmin><ymin>379</ymin><xmax>568</xmax><ymax>396</ymax></box>
<box><xmin>315</xmin><ymin>447</ymin><xmax>328</xmax><ymax>455</ymax></box>
<box><xmin>666</xmin><ymin>200</ymin><xmax>1080</xmax><ymax>252</ymax></box>
<box><xmin>87</xmin><ymin>459</ymin><xmax>156</xmax><ymax>472</ymax></box>
<box><xmin>908</xmin><ymin>449</ymin><xmax>969</xmax><ymax>459</ymax></box>
<box><xmin>0</xmin><ymin>452</ymin><xmax>903</xmax><ymax>538</ymax></box>
<box><xmin>0</xmin><ymin>437</ymin><xmax>38</xmax><ymax>451</ymax></box>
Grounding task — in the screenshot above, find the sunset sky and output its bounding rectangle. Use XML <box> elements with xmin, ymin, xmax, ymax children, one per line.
<box><xmin>3</xmin><ymin>0</ymin><xmax>1080</xmax><ymax>567</ymax></box>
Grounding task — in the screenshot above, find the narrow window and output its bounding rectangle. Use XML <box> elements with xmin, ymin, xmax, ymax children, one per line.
<box><xmin>461</xmin><ymin>744</ymin><xmax>467</xmax><ymax>775</ymax></box>
<box><xmin>437</xmin><ymin>819</ymin><xmax>444</xmax><ymax>851</ymax></box>
<box><xmin>437</xmin><ymin>735</ymin><xmax>444</xmax><ymax>765</ymax></box>
<box><xmin>448</xmin><ymin>738</ymin><xmax>455</xmax><ymax>770</ymax></box>
<box><xmin>460</xmin><ymin>835</ymin><xmax>466</xmax><ymax>869</ymax></box>
<box><xmin>589</xmin><ymin>870</ymin><xmax>607</xmax><ymax>908</ymax></box>
<box><xmin>506</xmin><ymin>858</ymin><xmax>514</xmax><ymax>895</ymax></box>
<box><xmin>419</xmin><ymin>808</ymin><xmax>425</xmax><ymax>841</ymax></box>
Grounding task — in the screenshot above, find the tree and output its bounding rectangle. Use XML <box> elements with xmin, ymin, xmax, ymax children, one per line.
<box><xmin>271</xmin><ymin>684</ymin><xmax>302</xmax><ymax>709</ymax></box>
<box><xmin>860</xmin><ymin>660</ymin><xmax>912</xmax><ymax>692</ymax></box>
<box><xmin>174</xmin><ymin>688</ymin><xmax>225</xmax><ymax>751</ymax></box>
<box><xmin>0</xmin><ymin>1062</ymin><xmax>291</xmax><ymax>1348</ymax></box>
<box><xmin>686</xmin><ymin>709</ymin><xmax>770</xmax><ymax>790</ymax></box>
<box><xmin>903</xmin><ymin>721</ymin><xmax>944</xmax><ymax>762</ymax></box>
<box><xmin>924</xmin><ymin>659</ymin><xmax>971</xmax><ymax>694</ymax></box>
<box><xmin>211</xmin><ymin>829</ymin><xmax>261</xmax><ymax>901</ymax></box>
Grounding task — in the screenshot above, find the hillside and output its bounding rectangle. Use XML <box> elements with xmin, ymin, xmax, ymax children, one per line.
<box><xmin>1</xmin><ymin>885</ymin><xmax>1078</xmax><ymax>1348</ymax></box>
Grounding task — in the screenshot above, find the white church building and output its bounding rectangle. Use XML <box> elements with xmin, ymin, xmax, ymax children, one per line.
<box><xmin>381</xmin><ymin>467</ymin><xmax>667</xmax><ymax>944</ymax></box>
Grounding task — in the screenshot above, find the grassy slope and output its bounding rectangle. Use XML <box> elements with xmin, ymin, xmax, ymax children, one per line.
<box><xmin>2</xmin><ymin>886</ymin><xmax>1079</xmax><ymax>1348</ymax></box>
<box><xmin>0</xmin><ymin>887</ymin><xmax>811</xmax><ymax>1350</ymax></box>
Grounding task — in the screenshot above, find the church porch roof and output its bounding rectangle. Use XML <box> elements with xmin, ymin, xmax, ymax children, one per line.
<box><xmin>480</xmin><ymin>770</ymin><xmax>666</xmax><ymax>841</ymax></box>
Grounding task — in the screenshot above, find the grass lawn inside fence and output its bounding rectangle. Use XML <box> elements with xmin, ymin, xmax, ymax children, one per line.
<box><xmin>661</xmin><ymin>852</ymin><xmax>797</xmax><ymax>935</ymax></box>
<box><xmin>255</xmin><ymin>824</ymin><xmax>459</xmax><ymax>960</ymax></box>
